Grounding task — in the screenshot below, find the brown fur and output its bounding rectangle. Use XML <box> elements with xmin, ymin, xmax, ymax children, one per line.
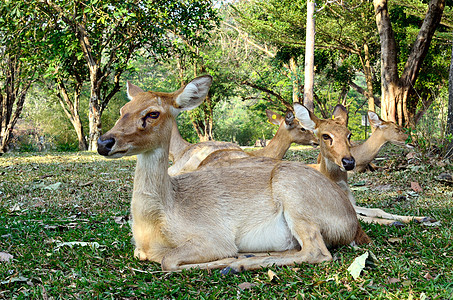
<box><xmin>97</xmin><ymin>76</ymin><xmax>365</xmax><ymax>271</ymax></box>
<box><xmin>168</xmin><ymin>110</ymin><xmax>317</xmax><ymax>176</ymax></box>
<box><xmin>294</xmin><ymin>104</ymin><xmax>432</xmax><ymax>226</ymax></box>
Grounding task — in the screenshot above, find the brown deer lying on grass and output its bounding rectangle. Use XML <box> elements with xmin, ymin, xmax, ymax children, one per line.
<box><xmin>294</xmin><ymin>103</ymin><xmax>433</xmax><ymax>226</ymax></box>
<box><xmin>351</xmin><ymin>110</ymin><xmax>414</xmax><ymax>173</ymax></box>
<box><xmin>166</xmin><ymin>106</ymin><xmax>317</xmax><ymax>176</ymax></box>
<box><xmin>316</xmin><ymin>110</ymin><xmax>415</xmax><ymax>173</ymax></box>
<box><xmin>97</xmin><ymin>75</ymin><xmax>369</xmax><ymax>272</ymax></box>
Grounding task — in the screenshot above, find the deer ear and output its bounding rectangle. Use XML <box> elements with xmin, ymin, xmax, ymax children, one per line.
<box><xmin>284</xmin><ymin>110</ymin><xmax>295</xmax><ymax>127</ymax></box>
<box><xmin>293</xmin><ymin>103</ymin><xmax>318</xmax><ymax>131</ymax></box>
<box><xmin>127</xmin><ymin>81</ymin><xmax>145</xmax><ymax>100</ymax></box>
<box><xmin>332</xmin><ymin>104</ymin><xmax>348</xmax><ymax>126</ymax></box>
<box><xmin>266</xmin><ymin>110</ymin><xmax>283</xmax><ymax>126</ymax></box>
<box><xmin>367</xmin><ymin>111</ymin><xmax>382</xmax><ymax>128</ymax></box>
<box><xmin>175</xmin><ymin>75</ymin><xmax>213</xmax><ymax>111</ymax></box>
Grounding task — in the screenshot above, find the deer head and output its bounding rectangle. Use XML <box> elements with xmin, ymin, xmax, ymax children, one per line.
<box><xmin>97</xmin><ymin>75</ymin><xmax>213</xmax><ymax>157</ymax></box>
<box><xmin>294</xmin><ymin>103</ymin><xmax>355</xmax><ymax>171</ymax></box>
<box><xmin>266</xmin><ymin>109</ymin><xmax>318</xmax><ymax>147</ymax></box>
<box><xmin>367</xmin><ymin>111</ymin><xmax>413</xmax><ymax>148</ymax></box>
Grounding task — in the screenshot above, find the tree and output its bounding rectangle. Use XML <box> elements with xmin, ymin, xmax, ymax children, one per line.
<box><xmin>304</xmin><ymin>0</ymin><xmax>315</xmax><ymax>111</ymax></box>
<box><xmin>374</xmin><ymin>0</ymin><xmax>445</xmax><ymax>126</ymax></box>
<box><xmin>37</xmin><ymin>0</ymin><xmax>217</xmax><ymax>151</ymax></box>
<box><xmin>0</xmin><ymin>1</ymin><xmax>44</xmax><ymax>154</ymax></box>
<box><xmin>446</xmin><ymin>37</ymin><xmax>453</xmax><ymax>158</ymax></box>
<box><xmin>42</xmin><ymin>23</ymin><xmax>90</xmax><ymax>150</ymax></box>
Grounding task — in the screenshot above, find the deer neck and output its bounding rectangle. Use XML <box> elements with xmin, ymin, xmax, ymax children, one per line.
<box><xmin>318</xmin><ymin>156</ymin><xmax>355</xmax><ymax>205</ymax></box>
<box><xmin>318</xmin><ymin>156</ymin><xmax>348</xmax><ymax>186</ymax></box>
<box><xmin>134</xmin><ymin>145</ymin><xmax>174</xmax><ymax>209</ymax></box>
<box><xmin>351</xmin><ymin>129</ymin><xmax>386</xmax><ymax>166</ymax></box>
<box><xmin>169</xmin><ymin>120</ymin><xmax>191</xmax><ymax>162</ymax></box>
<box><xmin>252</xmin><ymin>126</ymin><xmax>290</xmax><ymax>159</ymax></box>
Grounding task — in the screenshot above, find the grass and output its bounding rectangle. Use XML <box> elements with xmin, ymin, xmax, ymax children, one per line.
<box><xmin>1</xmin><ymin>146</ymin><xmax>452</xmax><ymax>299</ymax></box>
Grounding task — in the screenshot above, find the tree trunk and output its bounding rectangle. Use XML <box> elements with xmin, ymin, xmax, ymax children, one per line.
<box><xmin>56</xmin><ymin>80</ymin><xmax>88</xmax><ymax>151</ymax></box>
<box><xmin>363</xmin><ymin>43</ymin><xmax>375</xmax><ymax>112</ymax></box>
<box><xmin>374</xmin><ymin>0</ymin><xmax>445</xmax><ymax>126</ymax></box>
<box><xmin>0</xmin><ymin>55</ymin><xmax>32</xmax><ymax>155</ymax></box>
<box><xmin>304</xmin><ymin>0</ymin><xmax>315</xmax><ymax>112</ymax></box>
<box><xmin>446</xmin><ymin>37</ymin><xmax>453</xmax><ymax>158</ymax></box>
<box><xmin>289</xmin><ymin>56</ymin><xmax>301</xmax><ymax>103</ymax></box>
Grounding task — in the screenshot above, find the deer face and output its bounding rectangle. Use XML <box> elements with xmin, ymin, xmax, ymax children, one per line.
<box><xmin>294</xmin><ymin>103</ymin><xmax>355</xmax><ymax>171</ymax></box>
<box><xmin>266</xmin><ymin>109</ymin><xmax>318</xmax><ymax>147</ymax></box>
<box><xmin>367</xmin><ymin>111</ymin><xmax>413</xmax><ymax>148</ymax></box>
<box><xmin>97</xmin><ymin>75</ymin><xmax>213</xmax><ymax>158</ymax></box>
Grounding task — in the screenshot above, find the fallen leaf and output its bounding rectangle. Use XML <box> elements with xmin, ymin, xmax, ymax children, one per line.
<box><xmin>43</xmin><ymin>182</ymin><xmax>63</xmax><ymax>190</ymax></box>
<box><xmin>423</xmin><ymin>272</ymin><xmax>434</xmax><ymax>280</ymax></box>
<box><xmin>406</xmin><ymin>152</ymin><xmax>417</xmax><ymax>159</ymax></box>
<box><xmin>388</xmin><ymin>237</ymin><xmax>403</xmax><ymax>244</ymax></box>
<box><xmin>410</xmin><ymin>182</ymin><xmax>423</xmax><ymax>193</ymax></box>
<box><xmin>238</xmin><ymin>282</ymin><xmax>255</xmax><ymax>290</ymax></box>
<box><xmin>351</xmin><ymin>186</ymin><xmax>369</xmax><ymax>192</ymax></box>
<box><xmin>348</xmin><ymin>252</ymin><xmax>368</xmax><ymax>280</ymax></box>
<box><xmin>347</xmin><ymin>251</ymin><xmax>378</xmax><ymax>280</ymax></box>
<box><xmin>114</xmin><ymin>216</ymin><xmax>129</xmax><ymax>225</ymax></box>
<box><xmin>267</xmin><ymin>269</ymin><xmax>279</xmax><ymax>281</ymax></box>
<box><xmin>54</xmin><ymin>241</ymin><xmax>101</xmax><ymax>252</ymax></box>
<box><xmin>0</xmin><ymin>252</ymin><xmax>13</xmax><ymax>262</ymax></box>
<box><xmin>8</xmin><ymin>204</ymin><xmax>22</xmax><ymax>213</ymax></box>
<box><xmin>0</xmin><ymin>276</ymin><xmax>29</xmax><ymax>285</ymax></box>
<box><xmin>388</xmin><ymin>277</ymin><xmax>400</xmax><ymax>284</ymax></box>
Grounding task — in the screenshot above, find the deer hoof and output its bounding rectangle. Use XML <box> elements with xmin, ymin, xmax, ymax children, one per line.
<box><xmin>389</xmin><ymin>221</ymin><xmax>405</xmax><ymax>227</ymax></box>
<box><xmin>220</xmin><ymin>266</ymin><xmax>239</xmax><ymax>275</ymax></box>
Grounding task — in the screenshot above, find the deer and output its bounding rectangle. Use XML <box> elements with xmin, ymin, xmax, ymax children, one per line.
<box><xmin>294</xmin><ymin>103</ymin><xmax>433</xmax><ymax>226</ymax></box>
<box><xmin>97</xmin><ymin>75</ymin><xmax>370</xmax><ymax>272</ymax></box>
<box><xmin>167</xmin><ymin>107</ymin><xmax>317</xmax><ymax>176</ymax></box>
<box><xmin>350</xmin><ymin>110</ymin><xmax>414</xmax><ymax>173</ymax></box>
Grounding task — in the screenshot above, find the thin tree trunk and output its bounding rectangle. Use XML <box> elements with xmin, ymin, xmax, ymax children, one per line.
<box><xmin>304</xmin><ymin>0</ymin><xmax>315</xmax><ymax>112</ymax></box>
<box><xmin>289</xmin><ymin>56</ymin><xmax>301</xmax><ymax>103</ymax></box>
<box><xmin>446</xmin><ymin>37</ymin><xmax>453</xmax><ymax>158</ymax></box>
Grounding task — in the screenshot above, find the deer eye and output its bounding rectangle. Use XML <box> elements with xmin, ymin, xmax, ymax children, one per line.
<box><xmin>347</xmin><ymin>134</ymin><xmax>352</xmax><ymax>140</ymax></box>
<box><xmin>146</xmin><ymin>111</ymin><xmax>160</xmax><ymax>119</ymax></box>
<box><xmin>322</xmin><ymin>134</ymin><xmax>331</xmax><ymax>140</ymax></box>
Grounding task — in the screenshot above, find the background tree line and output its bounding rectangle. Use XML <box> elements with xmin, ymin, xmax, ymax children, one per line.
<box><xmin>1</xmin><ymin>0</ymin><xmax>452</xmax><ymax>157</ymax></box>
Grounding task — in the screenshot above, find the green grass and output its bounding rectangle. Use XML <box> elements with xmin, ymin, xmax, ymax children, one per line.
<box><xmin>1</xmin><ymin>147</ymin><xmax>452</xmax><ymax>299</ymax></box>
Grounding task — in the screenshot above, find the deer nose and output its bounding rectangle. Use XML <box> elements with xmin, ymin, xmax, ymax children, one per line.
<box><xmin>341</xmin><ymin>157</ymin><xmax>355</xmax><ymax>171</ymax></box>
<box><xmin>97</xmin><ymin>136</ymin><xmax>115</xmax><ymax>156</ymax></box>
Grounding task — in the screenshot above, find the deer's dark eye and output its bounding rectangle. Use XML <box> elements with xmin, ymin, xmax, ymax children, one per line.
<box><xmin>322</xmin><ymin>134</ymin><xmax>331</xmax><ymax>140</ymax></box>
<box><xmin>347</xmin><ymin>134</ymin><xmax>352</xmax><ymax>140</ymax></box>
<box><xmin>146</xmin><ymin>111</ymin><xmax>160</xmax><ymax>119</ymax></box>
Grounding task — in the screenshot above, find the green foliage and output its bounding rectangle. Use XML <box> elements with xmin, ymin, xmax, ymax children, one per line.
<box><xmin>214</xmin><ymin>97</ymin><xmax>276</xmax><ymax>145</ymax></box>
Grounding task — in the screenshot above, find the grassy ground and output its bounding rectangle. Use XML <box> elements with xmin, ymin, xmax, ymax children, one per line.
<box><xmin>1</xmin><ymin>145</ymin><xmax>452</xmax><ymax>299</ymax></box>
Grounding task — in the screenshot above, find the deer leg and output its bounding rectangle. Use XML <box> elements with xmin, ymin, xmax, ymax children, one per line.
<box><xmin>219</xmin><ymin>222</ymin><xmax>332</xmax><ymax>272</ymax></box>
<box><xmin>160</xmin><ymin>237</ymin><xmax>238</xmax><ymax>271</ymax></box>
<box><xmin>354</xmin><ymin>206</ymin><xmax>434</xmax><ymax>225</ymax></box>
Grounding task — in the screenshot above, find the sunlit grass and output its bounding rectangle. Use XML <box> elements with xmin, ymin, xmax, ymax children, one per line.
<box><xmin>1</xmin><ymin>148</ymin><xmax>452</xmax><ymax>298</ymax></box>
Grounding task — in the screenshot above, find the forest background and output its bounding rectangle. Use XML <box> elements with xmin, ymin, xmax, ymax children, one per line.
<box><xmin>1</xmin><ymin>0</ymin><xmax>453</xmax><ymax>157</ymax></box>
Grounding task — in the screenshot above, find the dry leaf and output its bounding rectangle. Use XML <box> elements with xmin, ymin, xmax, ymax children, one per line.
<box><xmin>388</xmin><ymin>237</ymin><xmax>403</xmax><ymax>244</ymax></box>
<box><xmin>388</xmin><ymin>277</ymin><xmax>400</xmax><ymax>284</ymax></box>
<box><xmin>0</xmin><ymin>252</ymin><xmax>13</xmax><ymax>262</ymax></box>
<box><xmin>238</xmin><ymin>282</ymin><xmax>255</xmax><ymax>290</ymax></box>
<box><xmin>423</xmin><ymin>272</ymin><xmax>434</xmax><ymax>280</ymax></box>
<box><xmin>267</xmin><ymin>269</ymin><xmax>279</xmax><ymax>281</ymax></box>
<box><xmin>410</xmin><ymin>182</ymin><xmax>423</xmax><ymax>193</ymax></box>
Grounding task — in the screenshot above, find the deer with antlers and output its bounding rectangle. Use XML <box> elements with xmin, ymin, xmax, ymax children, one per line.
<box><xmin>294</xmin><ymin>103</ymin><xmax>433</xmax><ymax>226</ymax></box>
<box><xmin>97</xmin><ymin>75</ymin><xmax>369</xmax><ymax>272</ymax></box>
